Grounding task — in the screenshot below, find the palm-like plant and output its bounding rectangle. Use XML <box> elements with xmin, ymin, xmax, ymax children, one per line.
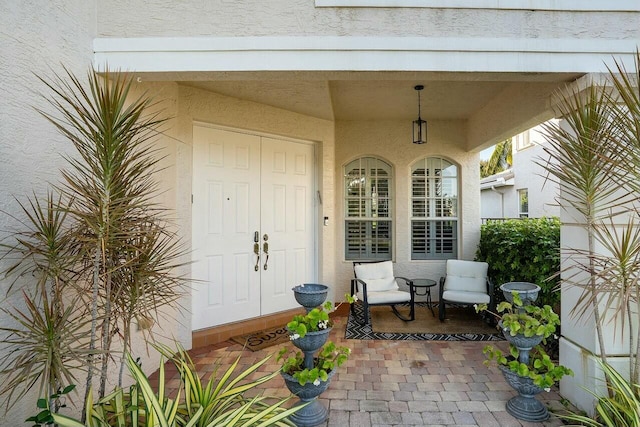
<box><xmin>0</xmin><ymin>67</ymin><xmax>189</xmax><ymax>420</ymax></box>
<box><xmin>538</xmin><ymin>52</ymin><xmax>640</xmax><ymax>414</ymax></box>
<box><xmin>537</xmin><ymin>81</ymin><xmax>625</xmax><ymax>368</ymax></box>
<box><xmin>480</xmin><ymin>138</ymin><xmax>512</xmax><ymax>178</ymax></box>
<box><xmin>34</xmin><ymin>67</ymin><xmax>189</xmax><ymax>406</ymax></box>
<box><xmin>50</xmin><ymin>347</ymin><xmax>300</xmax><ymax>427</ymax></box>
<box><xmin>0</xmin><ymin>192</ymin><xmax>91</xmax><ymax>411</ymax></box>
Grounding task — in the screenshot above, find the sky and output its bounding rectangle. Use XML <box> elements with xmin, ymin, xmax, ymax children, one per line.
<box><xmin>480</xmin><ymin>145</ymin><xmax>494</xmax><ymax>161</ymax></box>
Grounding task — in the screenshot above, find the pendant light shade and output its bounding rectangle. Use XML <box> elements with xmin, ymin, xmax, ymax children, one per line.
<box><xmin>413</xmin><ymin>85</ymin><xmax>427</xmax><ymax>145</ymax></box>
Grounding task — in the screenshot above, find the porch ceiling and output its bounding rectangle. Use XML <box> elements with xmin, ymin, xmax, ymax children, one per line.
<box><xmin>174</xmin><ymin>70</ymin><xmax>582</xmax><ymax>149</ymax></box>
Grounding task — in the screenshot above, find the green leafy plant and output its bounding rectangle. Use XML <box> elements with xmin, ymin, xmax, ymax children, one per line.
<box><xmin>483</xmin><ymin>345</ymin><xmax>572</xmax><ymax>390</ymax></box>
<box><xmin>477</xmin><ymin>292</ymin><xmax>560</xmax><ymax>340</ymax></box>
<box><xmin>278</xmin><ymin>294</ymin><xmax>355</xmax><ymax>386</ymax></box>
<box><xmin>286</xmin><ymin>301</ymin><xmax>334</xmax><ymax>339</ymax></box>
<box><xmin>479</xmin><ymin>292</ymin><xmax>572</xmax><ymax>389</ymax></box>
<box><xmin>476</xmin><ymin>217</ymin><xmax>561</xmax><ymax>309</ymax></box>
<box><xmin>278</xmin><ymin>341</ymin><xmax>351</xmax><ymax>387</ymax></box>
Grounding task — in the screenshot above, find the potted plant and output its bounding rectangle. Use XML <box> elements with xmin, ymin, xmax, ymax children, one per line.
<box><xmin>476</xmin><ymin>292</ymin><xmax>573</xmax><ymax>422</ymax></box>
<box><xmin>276</xmin><ymin>293</ymin><xmax>355</xmax><ymax>426</ymax></box>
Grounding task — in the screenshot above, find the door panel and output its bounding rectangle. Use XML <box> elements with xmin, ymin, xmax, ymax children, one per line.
<box><xmin>192</xmin><ymin>126</ymin><xmax>261</xmax><ymax>329</ymax></box>
<box><xmin>192</xmin><ymin>127</ymin><xmax>315</xmax><ymax>329</ymax></box>
<box><xmin>260</xmin><ymin>137</ymin><xmax>315</xmax><ymax>314</ymax></box>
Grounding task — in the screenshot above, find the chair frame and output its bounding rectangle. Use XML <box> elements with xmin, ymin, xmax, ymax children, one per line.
<box><xmin>350</xmin><ymin>261</ymin><xmax>415</xmax><ymax>325</ymax></box>
<box><xmin>438</xmin><ymin>265</ymin><xmax>494</xmax><ymax>322</ymax></box>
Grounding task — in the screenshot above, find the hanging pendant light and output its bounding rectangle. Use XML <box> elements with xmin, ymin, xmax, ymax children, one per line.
<box><xmin>413</xmin><ymin>85</ymin><xmax>427</xmax><ymax>145</ymax></box>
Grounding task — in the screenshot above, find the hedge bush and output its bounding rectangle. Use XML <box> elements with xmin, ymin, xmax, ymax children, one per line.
<box><xmin>475</xmin><ymin>217</ymin><xmax>560</xmax><ymax>308</ymax></box>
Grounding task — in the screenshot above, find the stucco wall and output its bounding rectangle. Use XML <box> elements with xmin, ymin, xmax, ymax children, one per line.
<box><xmin>0</xmin><ymin>1</ymin><xmax>97</xmax><ymax>425</ymax></box>
<box><xmin>96</xmin><ymin>1</ymin><xmax>638</xmax><ymax>40</ymax></box>
<box><xmin>480</xmin><ymin>125</ymin><xmax>560</xmax><ymax>220</ymax></box>
<box><xmin>334</xmin><ymin>120</ymin><xmax>481</xmax><ymax>299</ymax></box>
<box><xmin>513</xmin><ymin>143</ymin><xmax>559</xmax><ymax>219</ymax></box>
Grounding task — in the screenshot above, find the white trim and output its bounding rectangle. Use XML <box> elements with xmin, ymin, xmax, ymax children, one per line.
<box><xmin>315</xmin><ymin>0</ymin><xmax>640</xmax><ymax>11</ymax></box>
<box><xmin>94</xmin><ymin>36</ymin><xmax>639</xmax><ymax>74</ymax></box>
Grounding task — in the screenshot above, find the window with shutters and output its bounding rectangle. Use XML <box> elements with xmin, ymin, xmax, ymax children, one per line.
<box><xmin>344</xmin><ymin>157</ymin><xmax>392</xmax><ymax>260</ymax></box>
<box><xmin>411</xmin><ymin>157</ymin><xmax>458</xmax><ymax>260</ymax></box>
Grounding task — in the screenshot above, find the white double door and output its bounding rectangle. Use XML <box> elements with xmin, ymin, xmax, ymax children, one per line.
<box><xmin>192</xmin><ymin>125</ymin><xmax>316</xmax><ymax>330</ymax></box>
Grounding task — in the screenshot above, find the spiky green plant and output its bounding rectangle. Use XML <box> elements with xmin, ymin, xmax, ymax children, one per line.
<box><xmin>0</xmin><ymin>192</ymin><xmax>92</xmax><ymax>411</ymax></box>
<box><xmin>537</xmin><ymin>81</ymin><xmax>625</xmax><ymax>367</ymax></box>
<box><xmin>157</xmin><ymin>344</ymin><xmax>299</xmax><ymax>427</ymax></box>
<box><xmin>34</xmin><ymin>67</ymin><xmax>188</xmax><ymax>407</ymax></box>
<box><xmin>557</xmin><ymin>360</ymin><xmax>640</xmax><ymax>427</ymax></box>
<box><xmin>49</xmin><ymin>346</ymin><xmax>300</xmax><ymax>427</ymax></box>
<box><xmin>0</xmin><ymin>67</ymin><xmax>189</xmax><ymax>420</ymax></box>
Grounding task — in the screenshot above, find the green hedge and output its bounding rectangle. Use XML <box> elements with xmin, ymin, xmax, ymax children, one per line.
<box><xmin>475</xmin><ymin>217</ymin><xmax>561</xmax><ymax>308</ymax></box>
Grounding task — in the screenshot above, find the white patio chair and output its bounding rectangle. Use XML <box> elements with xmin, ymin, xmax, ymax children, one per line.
<box><xmin>350</xmin><ymin>260</ymin><xmax>415</xmax><ymax>325</ymax></box>
<box><xmin>438</xmin><ymin>259</ymin><xmax>493</xmax><ymax>321</ymax></box>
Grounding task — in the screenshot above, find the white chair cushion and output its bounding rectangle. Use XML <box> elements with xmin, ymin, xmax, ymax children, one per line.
<box><xmin>354</xmin><ymin>261</ymin><xmax>398</xmax><ymax>292</ymax></box>
<box><xmin>357</xmin><ymin>289</ymin><xmax>411</xmax><ymax>305</ymax></box>
<box><xmin>444</xmin><ymin>260</ymin><xmax>488</xmax><ymax>294</ymax></box>
<box><xmin>442</xmin><ymin>290</ymin><xmax>490</xmax><ymax>305</ymax></box>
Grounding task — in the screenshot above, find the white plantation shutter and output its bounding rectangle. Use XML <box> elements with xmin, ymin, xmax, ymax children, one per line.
<box><xmin>411</xmin><ymin>157</ymin><xmax>458</xmax><ymax>260</ymax></box>
<box><xmin>344</xmin><ymin>157</ymin><xmax>392</xmax><ymax>260</ymax></box>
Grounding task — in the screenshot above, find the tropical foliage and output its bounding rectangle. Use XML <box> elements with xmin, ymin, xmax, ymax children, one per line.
<box><xmin>42</xmin><ymin>345</ymin><xmax>300</xmax><ymax>427</ymax></box>
<box><xmin>538</xmin><ymin>51</ymin><xmax>640</xmax><ymax>381</ymax></box>
<box><xmin>480</xmin><ymin>138</ymin><xmax>512</xmax><ymax>178</ymax></box>
<box><xmin>476</xmin><ymin>217</ymin><xmax>560</xmax><ymax>308</ymax></box>
<box><xmin>0</xmin><ymin>67</ymin><xmax>187</xmax><ymax>418</ymax></box>
<box><xmin>557</xmin><ymin>360</ymin><xmax>640</xmax><ymax>427</ymax></box>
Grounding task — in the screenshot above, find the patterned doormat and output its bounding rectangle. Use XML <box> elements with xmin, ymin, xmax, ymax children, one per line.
<box><xmin>230</xmin><ymin>325</ymin><xmax>290</xmax><ymax>351</ymax></box>
<box><xmin>345</xmin><ymin>302</ymin><xmax>504</xmax><ymax>341</ymax></box>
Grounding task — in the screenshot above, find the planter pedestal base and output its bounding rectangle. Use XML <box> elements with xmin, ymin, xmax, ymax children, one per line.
<box><xmin>289</xmin><ymin>399</ymin><xmax>328</xmax><ymax>427</ymax></box>
<box><xmin>506</xmin><ymin>395</ymin><xmax>549</xmax><ymax>422</ymax></box>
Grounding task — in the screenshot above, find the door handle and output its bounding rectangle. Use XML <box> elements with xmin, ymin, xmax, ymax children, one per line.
<box><xmin>253</xmin><ymin>242</ymin><xmax>260</xmax><ymax>271</ymax></box>
<box><xmin>262</xmin><ymin>234</ymin><xmax>269</xmax><ymax>270</ymax></box>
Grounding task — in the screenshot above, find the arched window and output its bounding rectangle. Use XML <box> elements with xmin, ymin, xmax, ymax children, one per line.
<box><xmin>411</xmin><ymin>157</ymin><xmax>458</xmax><ymax>260</ymax></box>
<box><xmin>344</xmin><ymin>157</ymin><xmax>393</xmax><ymax>260</ymax></box>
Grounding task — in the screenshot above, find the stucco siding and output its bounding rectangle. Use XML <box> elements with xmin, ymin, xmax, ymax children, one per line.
<box><xmin>97</xmin><ymin>1</ymin><xmax>639</xmax><ymax>40</ymax></box>
<box><xmin>0</xmin><ymin>2</ymin><xmax>97</xmax><ymax>425</ymax></box>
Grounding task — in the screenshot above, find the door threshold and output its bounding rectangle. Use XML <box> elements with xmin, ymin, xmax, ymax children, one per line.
<box><xmin>192</xmin><ymin>308</ymin><xmax>304</xmax><ymax>349</ymax></box>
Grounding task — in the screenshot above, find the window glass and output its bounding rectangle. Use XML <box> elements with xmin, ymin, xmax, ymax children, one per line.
<box><xmin>411</xmin><ymin>157</ymin><xmax>458</xmax><ymax>260</ymax></box>
<box><xmin>518</xmin><ymin>188</ymin><xmax>529</xmax><ymax>218</ymax></box>
<box><xmin>344</xmin><ymin>157</ymin><xmax>392</xmax><ymax>260</ymax></box>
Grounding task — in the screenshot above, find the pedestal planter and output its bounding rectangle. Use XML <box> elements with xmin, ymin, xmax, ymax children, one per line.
<box><xmin>282</xmin><ymin>369</ymin><xmax>336</xmax><ymax>427</ymax></box>
<box><xmin>291</xmin><ymin>328</ymin><xmax>332</xmax><ymax>367</ymax></box>
<box><xmin>500</xmin><ymin>323</ymin><xmax>544</xmax><ymax>365</ymax></box>
<box><xmin>293</xmin><ymin>284</ymin><xmax>329</xmax><ymax>312</ymax></box>
<box><xmin>499</xmin><ymin>366</ymin><xmax>549</xmax><ymax>422</ymax></box>
<box><xmin>500</xmin><ymin>282</ymin><xmax>541</xmax><ymax>306</ymax></box>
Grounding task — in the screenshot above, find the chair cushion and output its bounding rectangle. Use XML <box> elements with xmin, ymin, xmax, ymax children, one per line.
<box><xmin>444</xmin><ymin>260</ymin><xmax>488</xmax><ymax>294</ymax></box>
<box><xmin>357</xmin><ymin>290</ymin><xmax>411</xmax><ymax>305</ymax></box>
<box><xmin>442</xmin><ymin>290</ymin><xmax>490</xmax><ymax>305</ymax></box>
<box><xmin>354</xmin><ymin>261</ymin><xmax>398</xmax><ymax>292</ymax></box>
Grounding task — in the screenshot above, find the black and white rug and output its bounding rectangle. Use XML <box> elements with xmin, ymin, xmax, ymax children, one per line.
<box><xmin>344</xmin><ymin>302</ymin><xmax>504</xmax><ymax>341</ymax></box>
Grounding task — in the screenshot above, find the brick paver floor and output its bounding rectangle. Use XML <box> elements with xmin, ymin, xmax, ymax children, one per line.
<box><xmin>172</xmin><ymin>316</ymin><xmax>569</xmax><ymax>427</ymax></box>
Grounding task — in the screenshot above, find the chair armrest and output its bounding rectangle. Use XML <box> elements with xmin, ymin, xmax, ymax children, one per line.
<box><xmin>439</xmin><ymin>276</ymin><xmax>446</xmax><ymax>299</ymax></box>
<box><xmin>395</xmin><ymin>276</ymin><xmax>415</xmax><ymax>293</ymax></box>
<box><xmin>351</xmin><ymin>278</ymin><xmax>368</xmax><ymax>301</ymax></box>
<box><xmin>486</xmin><ymin>277</ymin><xmax>495</xmax><ymax>309</ymax></box>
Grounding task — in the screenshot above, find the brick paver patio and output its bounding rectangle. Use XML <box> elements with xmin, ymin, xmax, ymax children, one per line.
<box><xmin>176</xmin><ymin>315</ymin><xmax>568</xmax><ymax>427</ymax></box>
